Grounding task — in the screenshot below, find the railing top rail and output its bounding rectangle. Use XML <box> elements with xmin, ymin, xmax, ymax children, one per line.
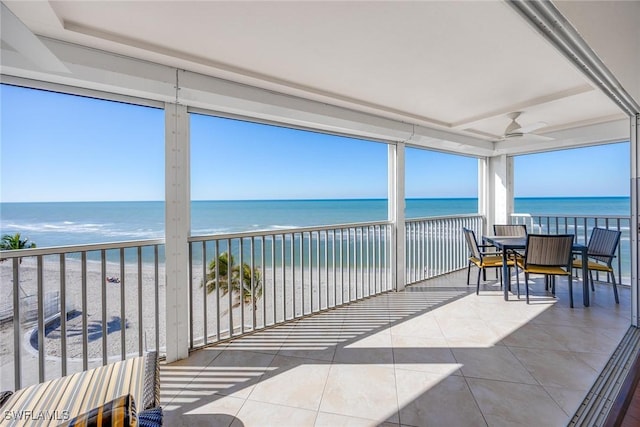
<box><xmin>406</xmin><ymin>213</ymin><xmax>483</xmax><ymax>223</ymax></box>
<box><xmin>0</xmin><ymin>238</ymin><xmax>165</xmax><ymax>259</ymax></box>
<box><xmin>511</xmin><ymin>213</ymin><xmax>630</xmax><ymax>220</ymax></box>
<box><xmin>189</xmin><ymin>220</ymin><xmax>392</xmax><ymax>243</ymax></box>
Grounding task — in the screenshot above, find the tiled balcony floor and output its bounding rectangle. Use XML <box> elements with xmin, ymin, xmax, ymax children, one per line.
<box><xmin>160</xmin><ymin>270</ymin><xmax>631</xmax><ymax>427</ymax></box>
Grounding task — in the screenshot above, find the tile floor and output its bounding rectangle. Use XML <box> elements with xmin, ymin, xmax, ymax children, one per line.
<box><xmin>160</xmin><ymin>270</ymin><xmax>631</xmax><ymax>427</ymax></box>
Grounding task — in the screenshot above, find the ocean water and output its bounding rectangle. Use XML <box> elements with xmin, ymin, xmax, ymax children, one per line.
<box><xmin>514</xmin><ymin>197</ymin><xmax>630</xmax><ymax>216</ymax></box>
<box><xmin>0</xmin><ymin>197</ymin><xmax>630</xmax><ymax>248</ymax></box>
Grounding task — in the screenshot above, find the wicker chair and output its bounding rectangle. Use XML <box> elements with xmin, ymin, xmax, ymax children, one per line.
<box><xmin>493</xmin><ymin>224</ymin><xmax>527</xmax><ymax>237</ymax></box>
<box><xmin>463</xmin><ymin>227</ymin><xmax>514</xmax><ymax>295</ymax></box>
<box><xmin>515</xmin><ymin>234</ymin><xmax>575</xmax><ymax>307</ymax></box>
<box><xmin>572</xmin><ymin>227</ymin><xmax>621</xmax><ymax>303</ymax></box>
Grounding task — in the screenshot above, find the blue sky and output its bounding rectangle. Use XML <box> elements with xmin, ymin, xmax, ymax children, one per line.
<box><xmin>0</xmin><ymin>84</ymin><xmax>631</xmax><ymax>202</ymax></box>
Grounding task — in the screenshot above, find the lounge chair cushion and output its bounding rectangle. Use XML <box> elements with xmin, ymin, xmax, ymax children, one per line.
<box><xmin>62</xmin><ymin>394</ymin><xmax>136</xmax><ymax>427</ymax></box>
<box><xmin>43</xmin><ymin>396</ymin><xmax>163</xmax><ymax>426</ymax></box>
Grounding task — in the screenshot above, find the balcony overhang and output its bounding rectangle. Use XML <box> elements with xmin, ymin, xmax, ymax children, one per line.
<box><xmin>1</xmin><ymin>0</ymin><xmax>637</xmax><ymax>158</ymax></box>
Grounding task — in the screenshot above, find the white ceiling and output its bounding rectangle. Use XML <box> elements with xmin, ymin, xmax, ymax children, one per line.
<box><xmin>1</xmin><ymin>0</ymin><xmax>632</xmax><ymax>154</ymax></box>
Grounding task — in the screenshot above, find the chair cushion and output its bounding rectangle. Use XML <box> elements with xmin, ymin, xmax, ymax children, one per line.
<box><xmin>469</xmin><ymin>256</ymin><xmax>482</xmax><ymax>267</ymax></box>
<box><xmin>572</xmin><ymin>259</ymin><xmax>613</xmax><ymax>272</ymax></box>
<box><xmin>521</xmin><ymin>264</ymin><xmax>570</xmax><ymax>276</ymax></box>
<box><xmin>62</xmin><ymin>394</ymin><xmax>136</xmax><ymax>427</ymax></box>
<box><xmin>478</xmin><ymin>255</ymin><xmax>514</xmax><ymax>267</ymax></box>
<box><xmin>480</xmin><ymin>255</ymin><xmax>504</xmax><ymax>267</ymax></box>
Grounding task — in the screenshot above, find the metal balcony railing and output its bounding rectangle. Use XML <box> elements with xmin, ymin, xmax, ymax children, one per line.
<box><xmin>405</xmin><ymin>214</ymin><xmax>484</xmax><ymax>285</ymax></box>
<box><xmin>187</xmin><ymin>221</ymin><xmax>392</xmax><ymax>349</ymax></box>
<box><xmin>510</xmin><ymin>213</ymin><xmax>631</xmax><ymax>285</ymax></box>
<box><xmin>0</xmin><ymin>240</ymin><xmax>164</xmax><ymax>390</ymax></box>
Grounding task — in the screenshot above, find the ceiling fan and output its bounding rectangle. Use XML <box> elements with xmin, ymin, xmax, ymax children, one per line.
<box><xmin>498</xmin><ymin>112</ymin><xmax>551</xmax><ymax>142</ymax></box>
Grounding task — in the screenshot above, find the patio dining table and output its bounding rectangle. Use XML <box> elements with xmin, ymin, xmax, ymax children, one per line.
<box><xmin>483</xmin><ymin>235</ymin><xmax>590</xmax><ymax>307</ymax></box>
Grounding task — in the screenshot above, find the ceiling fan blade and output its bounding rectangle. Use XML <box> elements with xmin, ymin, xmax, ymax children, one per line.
<box><xmin>503</xmin><ymin>111</ymin><xmax>522</xmax><ymax>134</ymax></box>
<box><xmin>505</xmin><ymin>120</ymin><xmax>521</xmax><ymax>135</ymax></box>
<box><xmin>505</xmin><ymin>133</ymin><xmax>553</xmax><ymax>143</ymax></box>
<box><xmin>518</xmin><ymin>121</ymin><xmax>548</xmax><ymax>134</ymax></box>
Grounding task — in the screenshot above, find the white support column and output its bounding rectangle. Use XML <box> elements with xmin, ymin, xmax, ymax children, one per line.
<box><xmin>388</xmin><ymin>142</ymin><xmax>406</xmax><ymax>291</ymax></box>
<box><xmin>479</xmin><ymin>155</ymin><xmax>514</xmax><ymax>231</ymax></box>
<box><xmin>505</xmin><ymin>156</ymin><xmax>515</xmax><ymax>221</ymax></box>
<box><xmin>478</xmin><ymin>158</ymin><xmax>489</xmax><ymax>234</ymax></box>
<box><xmin>631</xmin><ymin>114</ymin><xmax>639</xmax><ymax>327</ymax></box>
<box><xmin>165</xmin><ymin>102</ymin><xmax>190</xmax><ymax>362</ymax></box>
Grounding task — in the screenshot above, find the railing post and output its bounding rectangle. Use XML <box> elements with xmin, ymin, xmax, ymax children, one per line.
<box><xmin>388</xmin><ymin>142</ymin><xmax>406</xmax><ymax>291</ymax></box>
<box><xmin>165</xmin><ymin>99</ymin><xmax>191</xmax><ymax>362</ymax></box>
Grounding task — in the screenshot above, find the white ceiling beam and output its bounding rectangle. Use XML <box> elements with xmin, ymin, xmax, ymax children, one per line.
<box><xmin>180</xmin><ymin>70</ymin><xmax>414</xmax><ymax>143</ymax></box>
<box><xmin>408</xmin><ymin>125</ymin><xmax>495</xmax><ymax>157</ymax></box>
<box><xmin>61</xmin><ymin>18</ymin><xmax>454</xmax><ymax>133</ymax></box>
<box><xmin>181</xmin><ymin>70</ymin><xmax>495</xmax><ymax>158</ymax></box>
<box><xmin>1</xmin><ymin>36</ymin><xmax>177</xmax><ymax>102</ymax></box>
<box><xmin>0</xmin><ymin>3</ymin><xmax>69</xmax><ymax>74</ymax></box>
<box><xmin>0</xmin><ymin>36</ymin><xmax>491</xmax><ymax>154</ymax></box>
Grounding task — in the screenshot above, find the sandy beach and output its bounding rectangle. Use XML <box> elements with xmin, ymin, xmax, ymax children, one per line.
<box><xmin>1</xmin><ymin>256</ymin><xmax>167</xmax><ymax>390</ymax></box>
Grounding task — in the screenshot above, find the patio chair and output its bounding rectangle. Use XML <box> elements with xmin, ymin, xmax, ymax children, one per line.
<box><xmin>493</xmin><ymin>224</ymin><xmax>527</xmax><ymax>237</ymax></box>
<box><xmin>463</xmin><ymin>227</ymin><xmax>514</xmax><ymax>295</ymax></box>
<box><xmin>572</xmin><ymin>227</ymin><xmax>621</xmax><ymax>303</ymax></box>
<box><xmin>515</xmin><ymin>234</ymin><xmax>575</xmax><ymax>307</ymax></box>
<box><xmin>492</xmin><ymin>224</ymin><xmax>528</xmax><ymax>261</ymax></box>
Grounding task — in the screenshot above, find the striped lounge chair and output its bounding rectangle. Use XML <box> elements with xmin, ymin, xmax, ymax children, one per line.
<box><xmin>0</xmin><ymin>351</ymin><xmax>160</xmax><ymax>426</ymax></box>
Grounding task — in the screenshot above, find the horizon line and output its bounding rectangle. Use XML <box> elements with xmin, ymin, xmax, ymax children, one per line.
<box><xmin>0</xmin><ymin>195</ymin><xmax>631</xmax><ymax>204</ymax></box>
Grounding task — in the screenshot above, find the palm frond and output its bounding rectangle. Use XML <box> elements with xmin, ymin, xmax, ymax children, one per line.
<box><xmin>202</xmin><ymin>251</ymin><xmax>263</xmax><ymax>307</ymax></box>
